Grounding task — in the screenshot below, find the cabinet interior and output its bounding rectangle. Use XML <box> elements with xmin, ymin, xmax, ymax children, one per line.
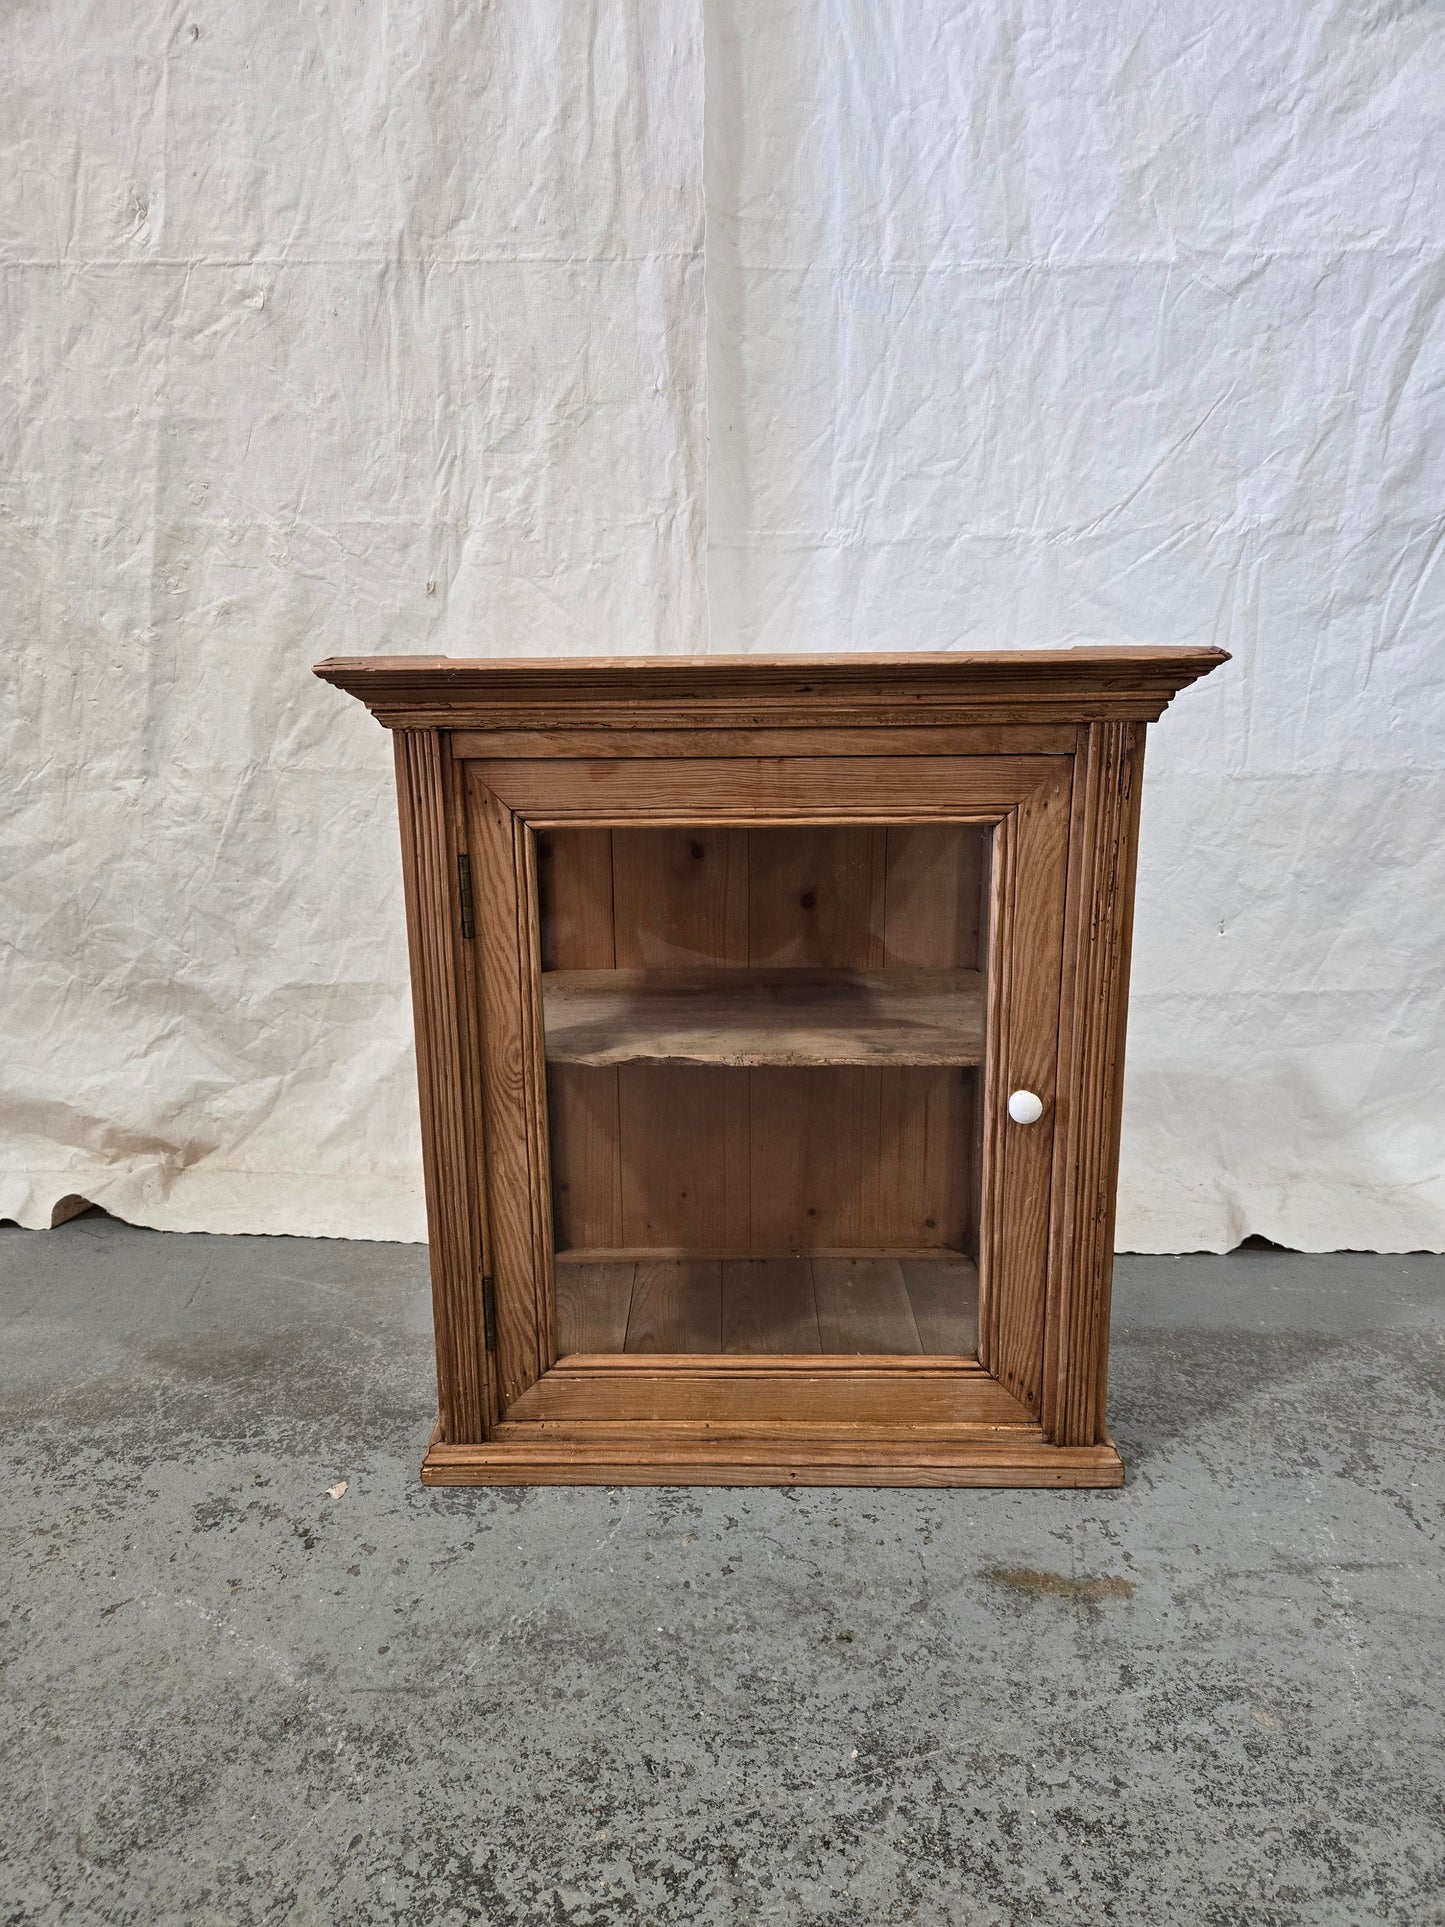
<box><xmin>537</xmin><ymin>823</ymin><xmax>990</xmax><ymax>1357</ymax></box>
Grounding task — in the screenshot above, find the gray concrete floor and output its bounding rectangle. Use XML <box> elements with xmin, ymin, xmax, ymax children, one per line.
<box><xmin>1</xmin><ymin>1220</ymin><xmax>1442</xmax><ymax>1927</ymax></box>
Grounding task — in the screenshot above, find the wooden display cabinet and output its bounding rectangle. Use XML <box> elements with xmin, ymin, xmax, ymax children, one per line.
<box><xmin>316</xmin><ymin>648</ymin><xmax>1225</xmax><ymax>1487</ymax></box>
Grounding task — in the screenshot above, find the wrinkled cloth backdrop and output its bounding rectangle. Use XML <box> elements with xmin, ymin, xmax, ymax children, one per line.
<box><xmin>4</xmin><ymin>0</ymin><xmax>1442</xmax><ymax>1251</ymax></box>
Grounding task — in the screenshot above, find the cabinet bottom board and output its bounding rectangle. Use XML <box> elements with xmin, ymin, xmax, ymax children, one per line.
<box><xmin>554</xmin><ymin>1252</ymin><xmax>979</xmax><ymax>1357</ymax></box>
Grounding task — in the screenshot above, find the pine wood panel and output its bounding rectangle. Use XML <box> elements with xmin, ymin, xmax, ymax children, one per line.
<box><xmin>422</xmin><ymin>1437</ymin><xmax>1125</xmax><ymax>1488</ymax></box>
<box><xmin>612</xmin><ymin>828</ymin><xmax>750</xmax><ymax>967</ymax></box>
<box><xmin>902</xmin><ymin>1257</ymin><xmax>980</xmax><ymax>1356</ymax></box>
<box><xmin>504</xmin><ymin>1358</ymin><xmax>1027</xmax><ymax>1425</ymax></box>
<box><xmin>541</xmin><ymin>966</ymin><xmax>985</xmax><ymax>1067</ymax></box>
<box><xmin>746</xmin><ymin>1066</ymin><xmax>970</xmax><ymax>1252</ymax></box>
<box><xmin>546</xmin><ymin>1065</ymin><xmax>622</xmax><ymax>1251</ymax></box>
<box><xmin>625</xmin><ymin>1260</ymin><xmax>723</xmax><ymax>1353</ymax></box>
<box><xmin>392</xmin><ymin>731</ymin><xmax>488</xmax><ymax>1442</ymax></box>
<box><xmin>871</xmin><ymin>1064</ymin><xmax>973</xmax><ymax>1252</ymax></box>
<box><xmin>554</xmin><ymin>1261</ymin><xmax>635</xmax><ymax>1355</ymax></box>
<box><xmin>882</xmin><ymin>824</ymin><xmax>984</xmax><ymax>967</ymax></box>
<box><xmin>465</xmin><ymin>774</ymin><xmax>551</xmax><ymax>1405</ymax></box>
<box><xmin>721</xmin><ymin>1259</ymin><xmax>822</xmax><ymax>1353</ymax></box>
<box><xmin>550</xmin><ymin>1256</ymin><xmax>976</xmax><ymax>1358</ymax></box>
<box><xmin>536</xmin><ymin>828</ymin><xmax>621</xmax><ymax>1248</ymax></box>
<box><xmin>316</xmin><ymin>645</ymin><xmax>1228</xmax><ymax>733</ymax></box>
<box><xmin>616</xmin><ymin>1065</ymin><xmax>744</xmax><ymax>1250</ymax></box>
<box><xmin>477</xmin><ymin>755</ymin><xmax>1063</xmax><ymax>822</ymax></box>
<box><xmin>975</xmin><ymin>766</ymin><xmax>1073</xmax><ymax>1417</ymax></box>
<box><xmin>813</xmin><ymin>1259</ymin><xmax>923</xmax><ymax>1354</ymax></box>
<box><xmin>748</xmin><ymin>1066</ymin><xmax>873</xmax><ymax>1249</ymax></box>
<box><xmin>449</xmin><ymin>726</ymin><xmax>1079</xmax><ymax>760</ymax></box>
<box><xmin>556</xmin><ymin>1247</ymin><xmax>970</xmax><ymax>1260</ymax></box>
<box><xmin>747</xmin><ymin>825</ymin><xmax>887</xmax><ymax>966</ymax></box>
<box><xmin>536</xmin><ymin>828</ymin><xmax>615</xmax><ymax>970</ymax></box>
<box><xmin>1044</xmin><ymin>722</ymin><xmax>1148</xmax><ymax>1446</ymax></box>
<box><xmin>423</xmin><ymin>1439</ymin><xmax>1122</xmax><ymax>1489</ymax></box>
<box><xmin>554</xmin><ymin>1063</ymin><xmax>971</xmax><ymax>1254</ymax></box>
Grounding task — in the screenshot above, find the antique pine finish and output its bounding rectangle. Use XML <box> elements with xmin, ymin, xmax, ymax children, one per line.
<box><xmin>316</xmin><ymin>647</ymin><xmax>1225</xmax><ymax>1487</ymax></box>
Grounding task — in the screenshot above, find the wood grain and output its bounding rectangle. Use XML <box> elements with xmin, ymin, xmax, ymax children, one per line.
<box><xmin>555</xmin><ymin>1246</ymin><xmax>975</xmax><ymax>1261</ymax></box>
<box><xmin>536</xmin><ymin>828</ymin><xmax>615</xmax><ymax>970</ymax></box>
<box><xmin>449</xmin><ymin>726</ymin><xmax>1079</xmax><ymax>761</ymax></box>
<box><xmin>747</xmin><ymin>825</ymin><xmax>886</xmax><ymax>966</ymax></box>
<box><xmin>544</xmin><ymin>1256</ymin><xmax>976</xmax><ymax>1359</ymax></box>
<box><xmin>813</xmin><ymin>1259</ymin><xmax>923</xmax><ymax>1354</ymax></box>
<box><xmin>314</xmin><ymin>646</ymin><xmax>1229</xmax><ymax>733</ymax></box>
<box><xmin>506</xmin><ymin>1360</ymin><xmax>1028</xmax><ymax>1426</ymax></box>
<box><xmin>615</xmin><ymin>1065</ymin><xmax>740</xmax><ymax>1251</ymax></box>
<box><xmin>536</xmin><ymin>827</ymin><xmax>622</xmax><ymax>1246</ymax></box>
<box><xmin>975</xmin><ymin>766</ymin><xmax>1072</xmax><ymax>1417</ymax></box>
<box><xmin>541</xmin><ymin>966</ymin><xmax>985</xmax><ymax>1068</ymax></box>
<box><xmin>612</xmin><ymin>828</ymin><xmax>749</xmax><ymax>967</ymax></box>
<box><xmin>554</xmin><ymin>1260</ymin><xmax>635</xmax><ymax>1355</ymax></box>
<box><xmin>625</xmin><ymin>1260</ymin><xmax>723</xmax><ymax>1353</ymax></box>
<box><xmin>882</xmin><ymin>824</ymin><xmax>984</xmax><ymax>967</ymax></box>
<box><xmin>869</xmin><ymin>1063</ymin><xmax>973</xmax><ymax>1252</ymax></box>
<box><xmin>1044</xmin><ymin>721</ymin><xmax>1148</xmax><ymax>1446</ymax></box>
<box><xmin>474</xmin><ymin>754</ymin><xmax>1064</xmax><ymax>822</ymax></box>
<box><xmin>422</xmin><ymin>1436</ymin><xmax>1125</xmax><ymax>1489</ymax></box>
<box><xmin>722</xmin><ymin>1259</ymin><xmax>822</xmax><ymax>1353</ymax></box>
<box><xmin>749</xmin><ymin>1066</ymin><xmax>874</xmax><ymax>1249</ymax></box>
<box><xmin>547</xmin><ymin>1064</ymin><xmax>623</xmax><ymax>1251</ymax></box>
<box><xmin>902</xmin><ymin>1257</ymin><xmax>980</xmax><ymax>1356</ymax></box>
<box><xmin>465</xmin><ymin>773</ymin><xmax>551</xmax><ymax>1405</ymax></box>
<box><xmin>392</xmin><ymin>730</ymin><xmax>487</xmax><ymax>1442</ymax></box>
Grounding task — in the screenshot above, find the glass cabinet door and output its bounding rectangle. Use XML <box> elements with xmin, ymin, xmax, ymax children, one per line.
<box><xmin>536</xmin><ymin>823</ymin><xmax>990</xmax><ymax>1358</ymax></box>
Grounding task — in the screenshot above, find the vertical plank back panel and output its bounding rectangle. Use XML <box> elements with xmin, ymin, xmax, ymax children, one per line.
<box><xmin>537</xmin><ymin>829</ymin><xmax>616</xmax><ymax>969</ymax></box>
<box><xmin>872</xmin><ymin>1067</ymin><xmax>972</xmax><ymax>1251</ymax></box>
<box><xmin>747</xmin><ymin>827</ymin><xmax>887</xmax><ymax>966</ymax></box>
<box><xmin>611</xmin><ymin>828</ymin><xmax>749</xmax><ymax>967</ymax></box>
<box><xmin>747</xmin><ymin>1066</ymin><xmax>874</xmax><ymax>1249</ymax></box>
<box><xmin>547</xmin><ymin>1065</ymin><xmax>623</xmax><ymax>1250</ymax></box>
<box><xmin>538</xmin><ymin>829</ymin><xmax>620</xmax><ymax>1248</ymax></box>
<box><xmin>617</xmin><ymin>1064</ymin><xmax>751</xmax><ymax>1249</ymax></box>
<box><xmin>881</xmin><ymin>825</ymin><xmax>984</xmax><ymax>967</ymax></box>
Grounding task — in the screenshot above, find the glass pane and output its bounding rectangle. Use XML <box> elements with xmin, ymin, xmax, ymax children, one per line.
<box><xmin>537</xmin><ymin>824</ymin><xmax>989</xmax><ymax>1357</ymax></box>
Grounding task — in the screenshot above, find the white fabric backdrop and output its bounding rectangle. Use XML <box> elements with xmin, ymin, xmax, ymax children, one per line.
<box><xmin>4</xmin><ymin>0</ymin><xmax>1442</xmax><ymax>1251</ymax></box>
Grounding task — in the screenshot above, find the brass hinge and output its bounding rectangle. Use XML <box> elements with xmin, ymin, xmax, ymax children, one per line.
<box><xmin>456</xmin><ymin>852</ymin><xmax>475</xmax><ymax>940</ymax></box>
<box><xmin>480</xmin><ymin>1270</ymin><xmax>497</xmax><ymax>1354</ymax></box>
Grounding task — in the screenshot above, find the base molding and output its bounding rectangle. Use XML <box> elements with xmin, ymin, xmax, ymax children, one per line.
<box><xmin>421</xmin><ymin>1423</ymin><xmax>1124</xmax><ymax>1489</ymax></box>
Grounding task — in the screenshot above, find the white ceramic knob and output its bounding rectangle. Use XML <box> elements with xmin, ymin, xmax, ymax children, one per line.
<box><xmin>1008</xmin><ymin>1089</ymin><xmax>1045</xmax><ymax>1125</ymax></box>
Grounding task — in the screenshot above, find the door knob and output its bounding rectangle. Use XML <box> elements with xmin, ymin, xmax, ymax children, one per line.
<box><xmin>1008</xmin><ymin>1089</ymin><xmax>1045</xmax><ymax>1125</ymax></box>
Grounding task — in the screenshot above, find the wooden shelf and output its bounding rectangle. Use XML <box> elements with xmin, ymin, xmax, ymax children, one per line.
<box><xmin>541</xmin><ymin>966</ymin><xmax>985</xmax><ymax>1068</ymax></box>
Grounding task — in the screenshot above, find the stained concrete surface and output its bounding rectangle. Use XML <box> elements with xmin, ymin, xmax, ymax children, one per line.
<box><xmin>1</xmin><ymin>1219</ymin><xmax>1442</xmax><ymax>1927</ymax></box>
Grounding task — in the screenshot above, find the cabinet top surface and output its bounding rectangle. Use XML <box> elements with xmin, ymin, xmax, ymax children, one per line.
<box><xmin>315</xmin><ymin>645</ymin><xmax>1227</xmax><ymax>727</ymax></box>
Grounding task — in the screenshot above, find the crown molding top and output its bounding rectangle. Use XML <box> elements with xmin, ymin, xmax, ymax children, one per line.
<box><xmin>314</xmin><ymin>645</ymin><xmax>1228</xmax><ymax>730</ymax></box>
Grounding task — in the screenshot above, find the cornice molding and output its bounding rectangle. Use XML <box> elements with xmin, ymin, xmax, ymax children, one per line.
<box><xmin>314</xmin><ymin>647</ymin><xmax>1229</xmax><ymax>731</ymax></box>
